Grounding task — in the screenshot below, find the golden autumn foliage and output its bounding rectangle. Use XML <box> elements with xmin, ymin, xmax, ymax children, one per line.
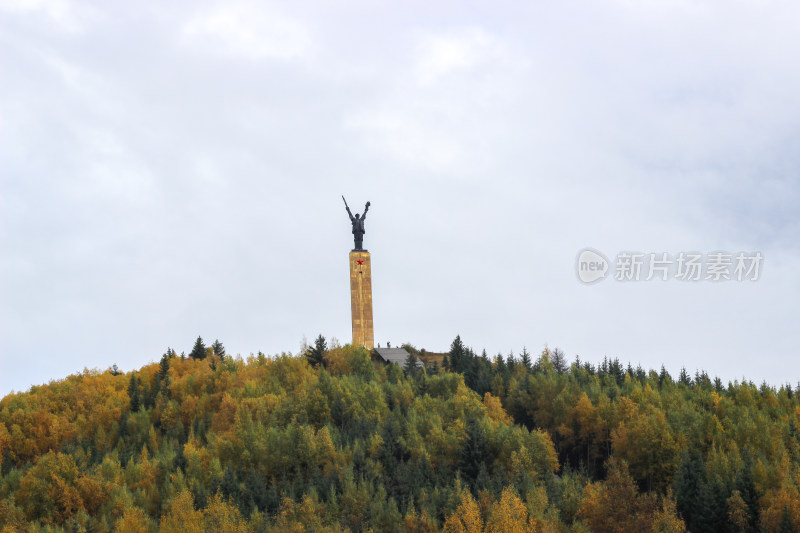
<box><xmin>484</xmin><ymin>487</ymin><xmax>529</xmax><ymax>533</ymax></box>
<box><xmin>115</xmin><ymin>507</ymin><xmax>151</xmax><ymax>533</ymax></box>
<box><xmin>1</xmin><ymin>336</ymin><xmax>800</xmax><ymax>532</ymax></box>
<box><xmin>442</xmin><ymin>490</ymin><xmax>483</xmax><ymax>533</ymax></box>
<box><xmin>577</xmin><ymin>458</ymin><xmax>685</xmax><ymax>533</ymax></box>
<box><xmin>159</xmin><ymin>491</ymin><xmax>203</xmax><ymax>533</ymax></box>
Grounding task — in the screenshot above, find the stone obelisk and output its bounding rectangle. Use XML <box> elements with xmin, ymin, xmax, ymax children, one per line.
<box><xmin>349</xmin><ymin>251</ymin><xmax>374</xmax><ymax>349</ymax></box>
<box><xmin>343</xmin><ymin>196</ymin><xmax>374</xmax><ymax>349</ymax></box>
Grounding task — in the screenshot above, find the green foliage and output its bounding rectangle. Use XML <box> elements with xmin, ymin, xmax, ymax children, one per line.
<box><xmin>2</xmin><ymin>334</ymin><xmax>800</xmax><ymax>532</ymax></box>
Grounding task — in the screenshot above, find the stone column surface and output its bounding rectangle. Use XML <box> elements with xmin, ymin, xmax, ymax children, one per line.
<box><xmin>349</xmin><ymin>251</ymin><xmax>374</xmax><ymax>349</ymax></box>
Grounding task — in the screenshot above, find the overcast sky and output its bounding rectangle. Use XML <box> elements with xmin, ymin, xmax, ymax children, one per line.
<box><xmin>2</xmin><ymin>0</ymin><xmax>799</xmax><ymax>396</ymax></box>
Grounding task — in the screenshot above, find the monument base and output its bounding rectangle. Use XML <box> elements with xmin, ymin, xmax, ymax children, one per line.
<box><xmin>349</xmin><ymin>250</ymin><xmax>374</xmax><ymax>349</ymax></box>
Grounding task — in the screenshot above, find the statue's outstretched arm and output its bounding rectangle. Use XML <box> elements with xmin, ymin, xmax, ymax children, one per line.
<box><xmin>342</xmin><ymin>196</ymin><xmax>354</xmax><ymax>220</ymax></box>
<box><xmin>362</xmin><ymin>201</ymin><xmax>370</xmax><ymax>220</ymax></box>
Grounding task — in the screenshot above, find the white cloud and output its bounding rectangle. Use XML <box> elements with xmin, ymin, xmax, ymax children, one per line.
<box><xmin>344</xmin><ymin>111</ymin><xmax>465</xmax><ymax>174</ymax></box>
<box><xmin>1</xmin><ymin>0</ymin><xmax>799</xmax><ymax>395</ymax></box>
<box><xmin>182</xmin><ymin>3</ymin><xmax>312</xmax><ymax>61</ymax></box>
<box><xmin>414</xmin><ymin>27</ymin><xmax>504</xmax><ymax>85</ymax></box>
<box><xmin>0</xmin><ymin>0</ymin><xmax>96</xmax><ymax>32</ymax></box>
<box><xmin>341</xmin><ymin>27</ymin><xmax>525</xmax><ymax>174</ymax></box>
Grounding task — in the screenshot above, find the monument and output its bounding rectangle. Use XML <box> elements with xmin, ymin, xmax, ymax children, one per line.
<box><xmin>343</xmin><ymin>196</ymin><xmax>374</xmax><ymax>349</ymax></box>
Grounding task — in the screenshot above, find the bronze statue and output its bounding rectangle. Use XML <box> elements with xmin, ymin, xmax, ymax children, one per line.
<box><xmin>342</xmin><ymin>196</ymin><xmax>370</xmax><ymax>250</ymax></box>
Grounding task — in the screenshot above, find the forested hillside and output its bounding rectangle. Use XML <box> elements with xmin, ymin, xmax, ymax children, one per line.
<box><xmin>1</xmin><ymin>336</ymin><xmax>799</xmax><ymax>532</ymax></box>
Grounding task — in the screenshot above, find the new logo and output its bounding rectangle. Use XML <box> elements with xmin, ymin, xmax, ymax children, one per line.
<box><xmin>576</xmin><ymin>248</ymin><xmax>609</xmax><ymax>284</ymax></box>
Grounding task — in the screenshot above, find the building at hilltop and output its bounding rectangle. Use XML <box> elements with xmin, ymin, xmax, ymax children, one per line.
<box><xmin>372</xmin><ymin>346</ymin><xmax>422</xmax><ymax>368</ymax></box>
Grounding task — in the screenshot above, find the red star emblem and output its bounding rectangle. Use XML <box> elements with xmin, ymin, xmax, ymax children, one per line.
<box><xmin>357</xmin><ymin>259</ymin><xmax>364</xmax><ymax>265</ymax></box>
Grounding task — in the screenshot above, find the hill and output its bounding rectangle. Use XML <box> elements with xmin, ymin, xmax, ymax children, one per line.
<box><xmin>1</xmin><ymin>335</ymin><xmax>799</xmax><ymax>532</ymax></box>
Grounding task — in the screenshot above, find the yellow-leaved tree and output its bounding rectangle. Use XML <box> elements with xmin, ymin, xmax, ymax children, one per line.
<box><xmin>443</xmin><ymin>489</ymin><xmax>484</xmax><ymax>533</ymax></box>
<box><xmin>485</xmin><ymin>487</ymin><xmax>530</xmax><ymax>533</ymax></box>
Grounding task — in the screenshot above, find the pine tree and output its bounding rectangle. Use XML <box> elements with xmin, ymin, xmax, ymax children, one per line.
<box><xmin>495</xmin><ymin>353</ymin><xmax>507</xmax><ymax>375</ymax></box>
<box><xmin>449</xmin><ymin>335</ymin><xmax>465</xmax><ymax>373</ymax></box>
<box><xmin>552</xmin><ymin>348</ymin><xmax>567</xmax><ymax>374</ymax></box>
<box><xmin>159</xmin><ymin>353</ymin><xmax>170</xmax><ymax>378</ymax></box>
<box><xmin>305</xmin><ymin>334</ymin><xmax>327</xmax><ymax>368</ymax></box>
<box><xmin>403</xmin><ymin>351</ymin><xmax>419</xmax><ymax>375</ymax></box>
<box><xmin>128</xmin><ymin>374</ymin><xmax>140</xmax><ymax>413</ymax></box>
<box><xmin>245</xmin><ymin>468</ymin><xmax>269</xmax><ymax>513</ymax></box>
<box><xmin>675</xmin><ymin>450</ymin><xmax>704</xmax><ymax>530</ymax></box>
<box><xmin>211</xmin><ymin>339</ymin><xmax>226</xmax><ymax>360</ymax></box>
<box><xmin>659</xmin><ymin>365</ymin><xmax>670</xmax><ymax>386</ymax></box>
<box><xmin>189</xmin><ymin>336</ymin><xmax>207</xmax><ymax>360</ymax></box>
<box><xmin>220</xmin><ymin>466</ymin><xmax>239</xmax><ymax>502</ymax></box>
<box><xmin>157</xmin><ymin>354</ymin><xmax>171</xmax><ymax>399</ymax></box>
<box><xmin>463</xmin><ymin>347</ymin><xmax>478</xmax><ymax>387</ymax></box>
<box><xmin>735</xmin><ymin>461</ymin><xmax>759</xmax><ymax>531</ymax></box>
<box><xmin>726</xmin><ymin>490</ymin><xmax>750</xmax><ymax>532</ymax></box>
<box><xmin>458</xmin><ymin>419</ymin><xmax>488</xmax><ymax>488</ymax></box>
<box><xmin>520</xmin><ymin>347</ymin><xmax>532</xmax><ymax>370</ymax></box>
<box><xmin>610</xmin><ymin>358</ymin><xmax>625</xmax><ymax>385</ymax></box>
<box><xmin>694</xmin><ymin>478</ymin><xmax>727</xmax><ymax>533</ymax></box>
<box><xmin>600</xmin><ymin>356</ymin><xmax>609</xmax><ymax>376</ymax></box>
<box><xmin>173</xmin><ymin>444</ymin><xmax>187</xmax><ymax>472</ymax></box>
<box><xmin>506</xmin><ymin>351</ymin><xmax>516</xmax><ymax>372</ymax></box>
<box><xmin>1</xmin><ymin>446</ymin><xmax>13</xmax><ymax>477</ymax></box>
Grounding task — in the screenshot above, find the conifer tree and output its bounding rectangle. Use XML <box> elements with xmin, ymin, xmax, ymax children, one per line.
<box><xmin>128</xmin><ymin>374</ymin><xmax>140</xmax><ymax>412</ymax></box>
<box><xmin>449</xmin><ymin>335</ymin><xmax>465</xmax><ymax>373</ymax></box>
<box><xmin>726</xmin><ymin>490</ymin><xmax>750</xmax><ymax>532</ymax></box>
<box><xmin>520</xmin><ymin>347</ymin><xmax>532</xmax><ymax>370</ymax></box>
<box><xmin>735</xmin><ymin>462</ymin><xmax>759</xmax><ymax>531</ymax></box>
<box><xmin>403</xmin><ymin>351</ymin><xmax>419</xmax><ymax>375</ymax></box>
<box><xmin>659</xmin><ymin>365</ymin><xmax>670</xmax><ymax>386</ymax></box>
<box><xmin>157</xmin><ymin>354</ymin><xmax>171</xmax><ymax>399</ymax></box>
<box><xmin>189</xmin><ymin>336</ymin><xmax>207</xmax><ymax>360</ymax></box>
<box><xmin>675</xmin><ymin>450</ymin><xmax>704</xmax><ymax>530</ymax></box>
<box><xmin>305</xmin><ymin>334</ymin><xmax>327</xmax><ymax>368</ymax></box>
<box><xmin>220</xmin><ymin>466</ymin><xmax>239</xmax><ymax>502</ymax></box>
<box><xmin>506</xmin><ymin>351</ymin><xmax>516</xmax><ymax>372</ymax></box>
<box><xmin>211</xmin><ymin>339</ymin><xmax>226</xmax><ymax>360</ymax></box>
<box><xmin>495</xmin><ymin>353</ymin><xmax>507</xmax><ymax>375</ymax></box>
<box><xmin>459</xmin><ymin>419</ymin><xmax>488</xmax><ymax>487</ymax></box>
<box><xmin>552</xmin><ymin>348</ymin><xmax>567</xmax><ymax>373</ymax></box>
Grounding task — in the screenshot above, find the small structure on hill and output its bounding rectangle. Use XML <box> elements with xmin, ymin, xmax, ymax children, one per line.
<box><xmin>372</xmin><ymin>347</ymin><xmax>422</xmax><ymax>368</ymax></box>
